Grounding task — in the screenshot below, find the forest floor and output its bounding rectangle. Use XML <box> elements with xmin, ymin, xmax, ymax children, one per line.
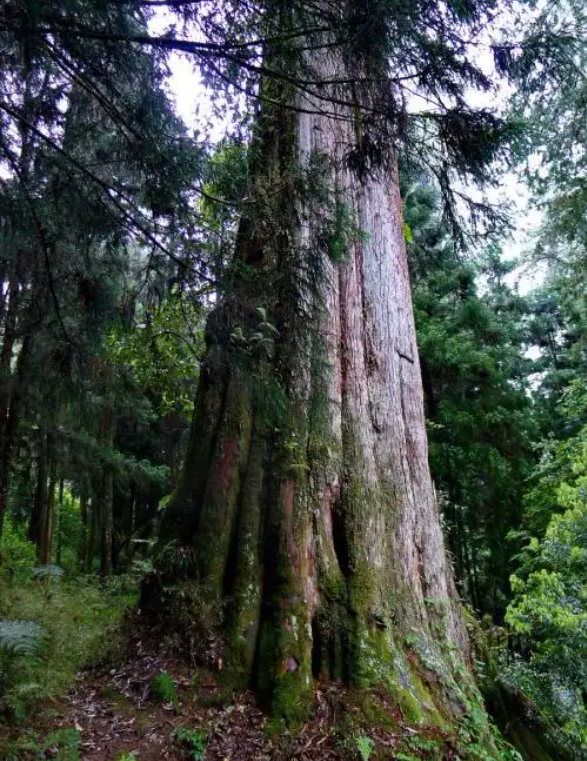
<box><xmin>3</xmin><ymin>613</ymin><xmax>462</xmax><ymax>761</ymax></box>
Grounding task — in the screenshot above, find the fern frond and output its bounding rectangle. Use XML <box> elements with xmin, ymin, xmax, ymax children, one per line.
<box><xmin>0</xmin><ymin>620</ymin><xmax>47</xmax><ymax>655</ymax></box>
<box><xmin>33</xmin><ymin>564</ymin><xmax>65</xmax><ymax>581</ymax></box>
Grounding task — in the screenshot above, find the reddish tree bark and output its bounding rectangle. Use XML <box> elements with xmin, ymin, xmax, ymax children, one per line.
<box><xmin>159</xmin><ymin>41</ymin><xmax>470</xmax><ymax>725</ymax></box>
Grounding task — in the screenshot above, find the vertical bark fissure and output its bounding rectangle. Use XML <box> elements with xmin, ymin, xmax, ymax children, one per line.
<box><xmin>226</xmin><ymin>421</ymin><xmax>266</xmax><ymax>684</ymax></box>
<box><xmin>193</xmin><ymin>373</ymin><xmax>255</xmax><ymax>598</ymax></box>
<box><xmin>221</xmin><ymin>409</ymin><xmax>260</xmax><ymax>600</ymax></box>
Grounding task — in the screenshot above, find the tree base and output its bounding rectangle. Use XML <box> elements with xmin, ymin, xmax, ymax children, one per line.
<box><xmin>140</xmin><ymin>575</ymin><xmax>521</xmax><ymax>761</ymax></box>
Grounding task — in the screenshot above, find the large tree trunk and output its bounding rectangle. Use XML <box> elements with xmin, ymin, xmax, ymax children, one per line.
<box><xmin>159</xmin><ymin>40</ymin><xmax>468</xmax><ymax>724</ymax></box>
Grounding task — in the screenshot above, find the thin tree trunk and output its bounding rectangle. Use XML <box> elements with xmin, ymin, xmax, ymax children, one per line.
<box><xmin>39</xmin><ymin>432</ymin><xmax>57</xmax><ymax>564</ymax></box>
<box><xmin>78</xmin><ymin>486</ymin><xmax>88</xmax><ymax>570</ymax></box>
<box><xmin>100</xmin><ymin>470</ymin><xmax>114</xmax><ymax>577</ymax></box>
<box><xmin>99</xmin><ymin>404</ymin><xmax>116</xmax><ymax>578</ymax></box>
<box><xmin>159</xmin><ymin>38</ymin><xmax>467</xmax><ymax>723</ymax></box>
<box><xmin>87</xmin><ymin>495</ymin><xmax>97</xmax><ymax>573</ymax></box>
<box><xmin>460</xmin><ymin>517</ymin><xmax>478</xmax><ymax>610</ymax></box>
<box><xmin>0</xmin><ymin>264</ymin><xmax>21</xmax><ymax>539</ymax></box>
<box><xmin>30</xmin><ymin>430</ymin><xmax>48</xmax><ymax>555</ymax></box>
<box><xmin>56</xmin><ymin>477</ymin><xmax>64</xmax><ymax>566</ymax></box>
<box><xmin>470</xmin><ymin>534</ymin><xmax>481</xmax><ymax>611</ymax></box>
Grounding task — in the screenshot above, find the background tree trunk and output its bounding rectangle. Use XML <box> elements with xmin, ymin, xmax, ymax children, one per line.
<box><xmin>29</xmin><ymin>429</ymin><xmax>48</xmax><ymax>553</ymax></box>
<box><xmin>39</xmin><ymin>445</ymin><xmax>57</xmax><ymax>565</ymax></box>
<box><xmin>56</xmin><ymin>477</ymin><xmax>64</xmax><ymax>566</ymax></box>
<box><xmin>159</xmin><ymin>42</ymin><xmax>469</xmax><ymax>724</ymax></box>
<box><xmin>100</xmin><ymin>470</ymin><xmax>114</xmax><ymax>578</ymax></box>
<box><xmin>78</xmin><ymin>486</ymin><xmax>88</xmax><ymax>570</ymax></box>
<box><xmin>87</xmin><ymin>495</ymin><xmax>98</xmax><ymax>573</ymax></box>
<box><xmin>99</xmin><ymin>406</ymin><xmax>116</xmax><ymax>578</ymax></box>
<box><xmin>0</xmin><ymin>262</ymin><xmax>21</xmax><ymax>539</ymax></box>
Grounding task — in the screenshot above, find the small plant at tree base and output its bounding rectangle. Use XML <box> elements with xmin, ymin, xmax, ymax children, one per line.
<box><xmin>354</xmin><ymin>733</ymin><xmax>375</xmax><ymax>761</ymax></box>
<box><xmin>172</xmin><ymin>727</ymin><xmax>208</xmax><ymax>760</ymax></box>
<box><xmin>154</xmin><ymin>541</ymin><xmax>198</xmax><ymax>579</ymax></box>
<box><xmin>151</xmin><ymin>670</ymin><xmax>179</xmax><ymax>711</ymax></box>
<box><xmin>115</xmin><ymin>752</ymin><xmax>139</xmax><ymax>761</ymax></box>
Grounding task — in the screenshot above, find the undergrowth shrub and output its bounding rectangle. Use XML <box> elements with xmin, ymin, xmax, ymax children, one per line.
<box><xmin>142</xmin><ymin>545</ymin><xmax>222</xmax><ymax>668</ymax></box>
<box><xmin>151</xmin><ymin>670</ymin><xmax>179</xmax><ymax>710</ymax></box>
<box><xmin>0</xmin><ymin>520</ymin><xmax>36</xmax><ymax>581</ymax></box>
<box><xmin>0</xmin><ymin>524</ymin><xmax>137</xmax><ymax>724</ymax></box>
<box><xmin>172</xmin><ymin>727</ymin><xmax>208</xmax><ymax>760</ymax></box>
<box><xmin>2</xmin><ymin>727</ymin><xmax>81</xmax><ymax>761</ymax></box>
<box><xmin>354</xmin><ymin>733</ymin><xmax>374</xmax><ymax>761</ymax></box>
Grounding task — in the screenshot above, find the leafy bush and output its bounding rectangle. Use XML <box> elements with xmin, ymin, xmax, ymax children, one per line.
<box><xmin>0</xmin><ymin>520</ymin><xmax>36</xmax><ymax>579</ymax></box>
<box><xmin>52</xmin><ymin>489</ymin><xmax>83</xmax><ymax>571</ymax></box>
<box><xmin>503</xmin><ymin>508</ymin><xmax>587</xmax><ymax>757</ymax></box>
<box><xmin>503</xmin><ymin>387</ymin><xmax>587</xmax><ymax>759</ymax></box>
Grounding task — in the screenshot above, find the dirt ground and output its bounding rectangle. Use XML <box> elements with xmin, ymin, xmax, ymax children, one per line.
<box><xmin>7</xmin><ymin>618</ymin><xmax>457</xmax><ymax>761</ymax></box>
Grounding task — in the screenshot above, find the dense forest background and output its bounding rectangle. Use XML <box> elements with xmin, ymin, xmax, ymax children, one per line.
<box><xmin>0</xmin><ymin>1</ymin><xmax>584</xmax><ymax>760</ymax></box>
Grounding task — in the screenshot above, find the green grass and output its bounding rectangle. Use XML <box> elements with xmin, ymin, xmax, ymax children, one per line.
<box><xmin>0</xmin><ymin>525</ymin><xmax>136</xmax><ymax>724</ymax></box>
